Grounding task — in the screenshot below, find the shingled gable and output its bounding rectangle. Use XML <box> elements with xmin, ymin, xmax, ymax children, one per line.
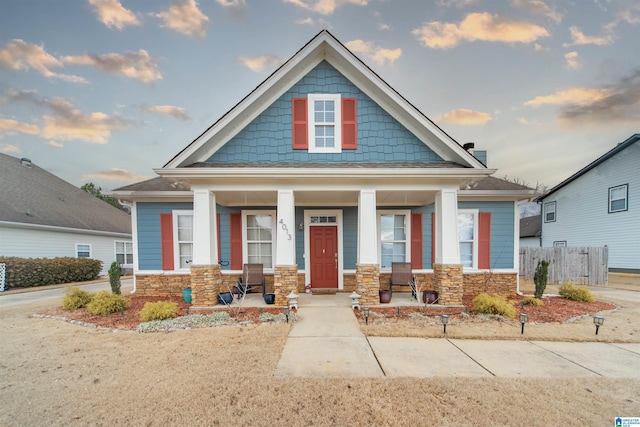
<box><xmin>159</xmin><ymin>29</ymin><xmax>488</xmax><ymax>174</ymax></box>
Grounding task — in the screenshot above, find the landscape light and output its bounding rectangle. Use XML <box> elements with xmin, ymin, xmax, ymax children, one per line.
<box><xmin>283</xmin><ymin>306</ymin><xmax>290</xmax><ymax>323</ymax></box>
<box><xmin>593</xmin><ymin>316</ymin><xmax>605</xmax><ymax>335</ymax></box>
<box><xmin>519</xmin><ymin>313</ymin><xmax>528</xmax><ymax>335</ymax></box>
<box><xmin>440</xmin><ymin>314</ymin><xmax>450</xmax><ymax>334</ymax></box>
<box><xmin>363</xmin><ymin>307</ymin><xmax>370</xmax><ymax>325</ymax></box>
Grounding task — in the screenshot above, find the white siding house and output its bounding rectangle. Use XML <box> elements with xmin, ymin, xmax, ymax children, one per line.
<box><xmin>538</xmin><ymin>134</ymin><xmax>640</xmax><ymax>273</ymax></box>
<box><xmin>0</xmin><ymin>154</ymin><xmax>132</xmax><ymax>275</ymax></box>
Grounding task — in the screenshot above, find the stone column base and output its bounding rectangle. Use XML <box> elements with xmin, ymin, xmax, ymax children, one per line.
<box><xmin>190</xmin><ymin>264</ymin><xmax>221</xmax><ymax>306</ymax></box>
<box><xmin>274</xmin><ymin>265</ymin><xmax>298</xmax><ymax>307</ymax></box>
<box><xmin>355</xmin><ymin>264</ymin><xmax>380</xmax><ymax>306</ymax></box>
<box><xmin>433</xmin><ymin>264</ymin><xmax>463</xmax><ymax>305</ymax></box>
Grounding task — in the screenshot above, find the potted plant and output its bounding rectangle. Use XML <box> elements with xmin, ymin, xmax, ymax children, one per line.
<box><xmin>263</xmin><ymin>293</ymin><xmax>276</xmax><ymax>304</ymax></box>
<box><xmin>182</xmin><ymin>287</ymin><xmax>192</xmax><ymax>304</ymax></box>
<box><xmin>379</xmin><ymin>289</ymin><xmax>391</xmax><ymax>303</ymax></box>
<box><xmin>218</xmin><ymin>292</ymin><xmax>233</xmax><ymax>305</ymax></box>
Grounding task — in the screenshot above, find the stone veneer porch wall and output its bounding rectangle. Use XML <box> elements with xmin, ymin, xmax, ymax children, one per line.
<box><xmin>135</xmin><ymin>273</ymin><xmax>190</xmax><ymax>297</ymax></box>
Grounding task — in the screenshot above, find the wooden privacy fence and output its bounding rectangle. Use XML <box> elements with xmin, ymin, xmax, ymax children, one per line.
<box><xmin>519</xmin><ymin>247</ymin><xmax>608</xmax><ymax>286</ymax></box>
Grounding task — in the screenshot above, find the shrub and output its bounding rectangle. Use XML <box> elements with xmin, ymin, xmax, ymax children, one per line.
<box><xmin>139</xmin><ymin>301</ymin><xmax>179</xmax><ymax>322</ymax></box>
<box><xmin>522</xmin><ymin>296</ymin><xmax>544</xmax><ymax>306</ymax></box>
<box><xmin>472</xmin><ymin>293</ymin><xmax>516</xmax><ymax>319</ymax></box>
<box><xmin>0</xmin><ymin>256</ymin><xmax>102</xmax><ymax>288</ymax></box>
<box><xmin>86</xmin><ymin>291</ymin><xmax>129</xmax><ymax>315</ymax></box>
<box><xmin>108</xmin><ymin>262</ymin><xmax>122</xmax><ymax>294</ymax></box>
<box><xmin>62</xmin><ymin>287</ymin><xmax>94</xmax><ymax>310</ymax></box>
<box><xmin>559</xmin><ymin>283</ymin><xmax>594</xmax><ymax>303</ymax></box>
<box><xmin>534</xmin><ymin>259</ymin><xmax>549</xmax><ymax>299</ymax></box>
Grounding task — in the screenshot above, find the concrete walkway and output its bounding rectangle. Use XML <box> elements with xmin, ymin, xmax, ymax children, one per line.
<box><xmin>274</xmin><ymin>296</ymin><xmax>640</xmax><ymax>378</ymax></box>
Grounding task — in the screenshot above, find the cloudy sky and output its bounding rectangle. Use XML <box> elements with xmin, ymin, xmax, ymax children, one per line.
<box><xmin>1</xmin><ymin>0</ymin><xmax>638</xmax><ymax>190</ymax></box>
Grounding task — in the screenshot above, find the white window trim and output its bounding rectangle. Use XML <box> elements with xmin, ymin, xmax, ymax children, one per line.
<box><xmin>114</xmin><ymin>240</ymin><xmax>133</xmax><ymax>267</ymax></box>
<box><xmin>608</xmin><ymin>184</ymin><xmax>628</xmax><ymax>213</ymax></box>
<box><xmin>544</xmin><ymin>201</ymin><xmax>556</xmax><ymax>223</ymax></box>
<box><xmin>242</xmin><ymin>210</ymin><xmax>277</xmax><ymax>271</ymax></box>
<box><xmin>308</xmin><ymin>93</ymin><xmax>341</xmax><ymax>154</ymax></box>
<box><xmin>172</xmin><ymin>210</ymin><xmax>193</xmax><ymax>271</ymax></box>
<box><xmin>75</xmin><ymin>243</ymin><xmax>92</xmax><ymax>258</ymax></box>
<box><xmin>377</xmin><ymin>209</ymin><xmax>411</xmax><ymax>271</ymax></box>
<box><xmin>458</xmin><ymin>209</ymin><xmax>479</xmax><ymax>270</ymax></box>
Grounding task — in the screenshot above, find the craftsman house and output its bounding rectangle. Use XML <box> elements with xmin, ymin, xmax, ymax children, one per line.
<box><xmin>112</xmin><ymin>30</ymin><xmax>534</xmax><ymax>306</ymax></box>
<box><xmin>537</xmin><ymin>134</ymin><xmax>640</xmax><ymax>273</ymax></box>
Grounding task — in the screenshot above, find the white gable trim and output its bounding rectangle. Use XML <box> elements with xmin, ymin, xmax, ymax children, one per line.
<box><xmin>163</xmin><ymin>30</ymin><xmax>485</xmax><ymax>170</ymax></box>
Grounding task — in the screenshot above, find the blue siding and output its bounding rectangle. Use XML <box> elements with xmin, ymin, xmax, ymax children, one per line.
<box><xmin>136</xmin><ymin>202</ymin><xmax>193</xmax><ymax>270</ymax></box>
<box><xmin>207</xmin><ymin>61</ymin><xmax>442</xmax><ymax>164</ymax></box>
<box><xmin>216</xmin><ymin>205</ymin><xmax>234</xmax><ymax>270</ymax></box>
<box><xmin>295</xmin><ymin>207</ymin><xmax>305</xmax><ymax>268</ymax></box>
<box><xmin>343</xmin><ymin>207</ymin><xmax>358</xmax><ymax>269</ymax></box>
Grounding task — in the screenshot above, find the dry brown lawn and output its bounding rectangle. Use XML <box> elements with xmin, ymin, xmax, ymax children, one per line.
<box><xmin>1</xmin><ymin>280</ymin><xmax>639</xmax><ymax>426</ymax></box>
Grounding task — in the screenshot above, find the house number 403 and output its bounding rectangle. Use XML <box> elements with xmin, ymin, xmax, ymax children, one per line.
<box><xmin>279</xmin><ymin>219</ymin><xmax>292</xmax><ymax>240</ymax></box>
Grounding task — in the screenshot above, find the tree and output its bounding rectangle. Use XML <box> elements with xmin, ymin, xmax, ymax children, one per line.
<box><xmin>81</xmin><ymin>182</ymin><xmax>126</xmax><ymax>211</ymax></box>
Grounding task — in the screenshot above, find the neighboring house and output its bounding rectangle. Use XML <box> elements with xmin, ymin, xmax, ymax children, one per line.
<box><xmin>0</xmin><ymin>154</ymin><xmax>133</xmax><ymax>275</ymax></box>
<box><xmin>537</xmin><ymin>133</ymin><xmax>640</xmax><ymax>273</ymax></box>
<box><xmin>112</xmin><ymin>30</ymin><xmax>534</xmax><ymax>306</ymax></box>
<box><xmin>519</xmin><ymin>215</ymin><xmax>541</xmax><ymax>247</ymax></box>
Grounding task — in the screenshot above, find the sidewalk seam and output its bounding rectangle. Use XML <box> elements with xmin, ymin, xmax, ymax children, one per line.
<box><xmin>365</xmin><ymin>336</ymin><xmax>387</xmax><ymax>377</ymax></box>
<box><xmin>529</xmin><ymin>341</ymin><xmax>603</xmax><ymax>377</ymax></box>
<box><xmin>447</xmin><ymin>339</ymin><xmax>496</xmax><ymax>377</ymax></box>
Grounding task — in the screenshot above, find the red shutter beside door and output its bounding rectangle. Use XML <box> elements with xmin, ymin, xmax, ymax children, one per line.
<box><xmin>292</xmin><ymin>98</ymin><xmax>308</xmax><ymax>149</ymax></box>
<box><xmin>230</xmin><ymin>212</ymin><xmax>242</xmax><ymax>270</ymax></box>
<box><xmin>160</xmin><ymin>213</ymin><xmax>174</xmax><ymax>271</ymax></box>
<box><xmin>478</xmin><ymin>212</ymin><xmax>491</xmax><ymax>269</ymax></box>
<box><xmin>342</xmin><ymin>98</ymin><xmax>357</xmax><ymax>150</ymax></box>
<box><xmin>411</xmin><ymin>212</ymin><xmax>423</xmax><ymax>269</ymax></box>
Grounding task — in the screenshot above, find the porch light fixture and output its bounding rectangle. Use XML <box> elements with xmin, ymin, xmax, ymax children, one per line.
<box><xmin>286</xmin><ymin>291</ymin><xmax>299</xmax><ymax>310</ymax></box>
<box><xmin>363</xmin><ymin>307</ymin><xmax>370</xmax><ymax>325</ymax></box>
<box><xmin>283</xmin><ymin>306</ymin><xmax>290</xmax><ymax>323</ymax></box>
<box><xmin>349</xmin><ymin>291</ymin><xmax>361</xmax><ymax>310</ymax></box>
<box><xmin>298</xmin><ymin>222</ymin><xmax>304</xmax><ymax>231</ymax></box>
<box><xmin>440</xmin><ymin>314</ymin><xmax>450</xmax><ymax>334</ymax></box>
<box><xmin>519</xmin><ymin>313</ymin><xmax>528</xmax><ymax>334</ymax></box>
<box><xmin>593</xmin><ymin>316</ymin><xmax>605</xmax><ymax>335</ymax></box>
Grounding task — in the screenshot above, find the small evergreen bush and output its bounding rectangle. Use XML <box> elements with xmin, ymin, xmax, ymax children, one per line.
<box><xmin>559</xmin><ymin>283</ymin><xmax>594</xmax><ymax>303</ymax></box>
<box><xmin>86</xmin><ymin>291</ymin><xmax>129</xmax><ymax>315</ymax></box>
<box><xmin>62</xmin><ymin>287</ymin><xmax>94</xmax><ymax>310</ymax></box>
<box><xmin>534</xmin><ymin>259</ymin><xmax>549</xmax><ymax>299</ymax></box>
<box><xmin>522</xmin><ymin>296</ymin><xmax>544</xmax><ymax>306</ymax></box>
<box><xmin>108</xmin><ymin>262</ymin><xmax>122</xmax><ymax>295</ymax></box>
<box><xmin>472</xmin><ymin>293</ymin><xmax>516</xmax><ymax>319</ymax></box>
<box><xmin>139</xmin><ymin>301</ymin><xmax>179</xmax><ymax>322</ymax></box>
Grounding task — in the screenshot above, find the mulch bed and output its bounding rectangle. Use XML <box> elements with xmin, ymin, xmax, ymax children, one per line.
<box><xmin>37</xmin><ymin>294</ymin><xmax>617</xmax><ymax>331</ymax></box>
<box><xmin>366</xmin><ymin>295</ymin><xmax>616</xmax><ymax>323</ymax></box>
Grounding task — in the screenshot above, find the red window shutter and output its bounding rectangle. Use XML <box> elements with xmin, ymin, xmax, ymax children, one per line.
<box><xmin>411</xmin><ymin>212</ymin><xmax>423</xmax><ymax>269</ymax></box>
<box><xmin>431</xmin><ymin>212</ymin><xmax>435</xmax><ymax>267</ymax></box>
<box><xmin>342</xmin><ymin>98</ymin><xmax>357</xmax><ymax>150</ymax></box>
<box><xmin>292</xmin><ymin>98</ymin><xmax>308</xmax><ymax>150</ymax></box>
<box><xmin>478</xmin><ymin>212</ymin><xmax>491</xmax><ymax>269</ymax></box>
<box><xmin>230</xmin><ymin>212</ymin><xmax>242</xmax><ymax>270</ymax></box>
<box><xmin>160</xmin><ymin>213</ymin><xmax>174</xmax><ymax>271</ymax></box>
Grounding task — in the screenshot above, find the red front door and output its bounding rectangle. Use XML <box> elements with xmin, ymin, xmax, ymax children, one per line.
<box><xmin>310</xmin><ymin>226</ymin><xmax>338</xmax><ymax>288</ymax></box>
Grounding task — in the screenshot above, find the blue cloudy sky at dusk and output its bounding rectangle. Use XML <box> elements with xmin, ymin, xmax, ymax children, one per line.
<box><xmin>0</xmin><ymin>0</ymin><xmax>638</xmax><ymax>191</ymax></box>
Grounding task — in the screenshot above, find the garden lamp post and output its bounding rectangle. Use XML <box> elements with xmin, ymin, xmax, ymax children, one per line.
<box><xmin>593</xmin><ymin>315</ymin><xmax>605</xmax><ymax>335</ymax></box>
<box><xmin>349</xmin><ymin>291</ymin><xmax>361</xmax><ymax>310</ymax></box>
<box><xmin>363</xmin><ymin>307</ymin><xmax>370</xmax><ymax>325</ymax></box>
<box><xmin>519</xmin><ymin>313</ymin><xmax>528</xmax><ymax>334</ymax></box>
<box><xmin>440</xmin><ymin>314</ymin><xmax>450</xmax><ymax>334</ymax></box>
<box><xmin>286</xmin><ymin>291</ymin><xmax>299</xmax><ymax>310</ymax></box>
<box><xmin>283</xmin><ymin>306</ymin><xmax>290</xmax><ymax>323</ymax></box>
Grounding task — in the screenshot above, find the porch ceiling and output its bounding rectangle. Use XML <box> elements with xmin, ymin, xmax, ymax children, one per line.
<box><xmin>215</xmin><ymin>189</ymin><xmax>436</xmax><ymax>207</ymax></box>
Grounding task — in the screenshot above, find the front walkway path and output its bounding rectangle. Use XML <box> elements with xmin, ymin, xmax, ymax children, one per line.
<box><xmin>274</xmin><ymin>295</ymin><xmax>640</xmax><ymax>378</ymax></box>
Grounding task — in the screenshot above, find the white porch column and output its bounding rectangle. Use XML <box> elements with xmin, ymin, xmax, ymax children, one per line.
<box><xmin>357</xmin><ymin>189</ymin><xmax>378</xmax><ymax>264</ymax></box>
<box><xmin>276</xmin><ymin>189</ymin><xmax>296</xmax><ymax>265</ymax></box>
<box><xmin>192</xmin><ymin>188</ymin><xmax>218</xmax><ymax>265</ymax></box>
<box><xmin>434</xmin><ymin>188</ymin><xmax>460</xmax><ymax>264</ymax></box>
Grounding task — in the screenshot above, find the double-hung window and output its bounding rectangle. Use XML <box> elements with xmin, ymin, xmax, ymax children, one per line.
<box><xmin>173</xmin><ymin>211</ymin><xmax>193</xmax><ymax>270</ymax></box>
<box><xmin>544</xmin><ymin>201</ymin><xmax>556</xmax><ymax>222</ymax></box>
<box><xmin>378</xmin><ymin>210</ymin><xmax>410</xmax><ymax>269</ymax></box>
<box><xmin>609</xmin><ymin>184</ymin><xmax>628</xmax><ymax>213</ymax></box>
<box><xmin>458</xmin><ymin>210</ymin><xmax>478</xmax><ymax>269</ymax></box>
<box><xmin>76</xmin><ymin>243</ymin><xmax>91</xmax><ymax>258</ymax></box>
<box><xmin>243</xmin><ymin>211</ymin><xmax>276</xmax><ymax>268</ymax></box>
<box><xmin>115</xmin><ymin>241</ymin><xmax>133</xmax><ymax>265</ymax></box>
<box><xmin>308</xmin><ymin>94</ymin><xmax>341</xmax><ymax>153</ymax></box>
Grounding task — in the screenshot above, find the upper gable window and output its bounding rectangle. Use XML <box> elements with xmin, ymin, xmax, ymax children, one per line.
<box><xmin>609</xmin><ymin>184</ymin><xmax>628</xmax><ymax>213</ymax></box>
<box><xmin>292</xmin><ymin>96</ymin><xmax>357</xmax><ymax>152</ymax></box>
<box><xmin>308</xmin><ymin>94</ymin><xmax>341</xmax><ymax>153</ymax></box>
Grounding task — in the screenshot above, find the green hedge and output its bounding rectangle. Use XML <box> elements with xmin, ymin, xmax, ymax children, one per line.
<box><xmin>0</xmin><ymin>257</ymin><xmax>102</xmax><ymax>288</ymax></box>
